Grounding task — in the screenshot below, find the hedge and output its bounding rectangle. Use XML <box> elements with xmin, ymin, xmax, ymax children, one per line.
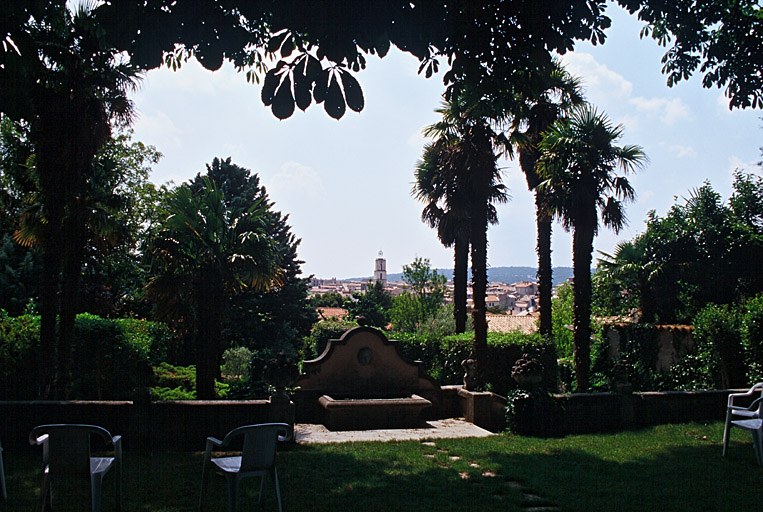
<box><xmin>391</xmin><ymin>331</ymin><xmax>557</xmax><ymax>397</ymax></box>
<box><xmin>0</xmin><ymin>312</ymin><xmax>175</xmax><ymax>399</ymax></box>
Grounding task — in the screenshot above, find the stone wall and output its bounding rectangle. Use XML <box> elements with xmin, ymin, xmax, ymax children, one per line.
<box><xmin>0</xmin><ymin>399</ymin><xmax>294</xmax><ymax>451</ymax></box>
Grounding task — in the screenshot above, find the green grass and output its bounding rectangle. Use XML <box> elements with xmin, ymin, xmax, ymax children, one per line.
<box><xmin>1</xmin><ymin>422</ymin><xmax>761</xmax><ymax>511</ymax></box>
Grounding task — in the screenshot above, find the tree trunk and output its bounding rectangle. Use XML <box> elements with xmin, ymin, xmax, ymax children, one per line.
<box><xmin>55</xmin><ymin>210</ymin><xmax>86</xmax><ymax>398</ymax></box>
<box><xmin>470</xmin><ymin>176</ymin><xmax>490</xmax><ymax>390</ymax></box>
<box><xmin>536</xmin><ymin>190</ymin><xmax>553</xmax><ymax>338</ymax></box>
<box><xmin>195</xmin><ymin>270</ymin><xmax>223</xmax><ymax>399</ymax></box>
<box><xmin>38</xmin><ymin>226</ymin><xmax>61</xmax><ymax>399</ymax></box>
<box><xmin>453</xmin><ymin>235</ymin><xmax>469</xmax><ymax>334</ymax></box>
<box><xmin>572</xmin><ymin>222</ymin><xmax>595</xmax><ymax>392</ymax></box>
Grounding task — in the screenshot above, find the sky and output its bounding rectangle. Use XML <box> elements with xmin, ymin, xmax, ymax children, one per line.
<box><xmin>129</xmin><ymin>5</ymin><xmax>762</xmax><ymax>280</ymax></box>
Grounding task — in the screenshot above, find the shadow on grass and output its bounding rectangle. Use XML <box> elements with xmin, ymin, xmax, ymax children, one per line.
<box><xmin>1</xmin><ymin>423</ymin><xmax>760</xmax><ymax>511</ymax></box>
<box><xmin>0</xmin><ymin>442</ymin><xmax>522</xmax><ymax>512</ymax></box>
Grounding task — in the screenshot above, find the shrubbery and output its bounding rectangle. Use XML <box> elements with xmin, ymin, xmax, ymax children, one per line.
<box><xmin>0</xmin><ymin>312</ymin><xmax>176</xmax><ymax>399</ymax></box>
<box><xmin>392</xmin><ymin>330</ymin><xmax>556</xmax><ymax>397</ymax></box>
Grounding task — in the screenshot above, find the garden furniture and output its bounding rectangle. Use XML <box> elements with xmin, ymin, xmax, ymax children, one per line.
<box><xmin>722</xmin><ymin>382</ymin><xmax>763</xmax><ymax>457</ymax></box>
<box><xmin>199</xmin><ymin>423</ymin><xmax>290</xmax><ymax>512</ymax></box>
<box><xmin>29</xmin><ymin>424</ymin><xmax>122</xmax><ymax>512</ymax></box>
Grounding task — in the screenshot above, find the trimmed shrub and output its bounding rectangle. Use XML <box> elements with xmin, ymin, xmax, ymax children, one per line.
<box><xmin>391</xmin><ymin>330</ymin><xmax>556</xmax><ymax>397</ymax></box>
<box><xmin>0</xmin><ymin>312</ymin><xmax>39</xmax><ymax>399</ymax></box>
<box><xmin>0</xmin><ymin>312</ymin><xmax>176</xmax><ymax>399</ymax></box>
<box><xmin>302</xmin><ymin>318</ymin><xmax>358</xmax><ymax>360</ymax></box>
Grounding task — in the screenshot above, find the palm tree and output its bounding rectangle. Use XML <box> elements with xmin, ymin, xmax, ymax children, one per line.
<box><xmin>11</xmin><ymin>3</ymin><xmax>142</xmax><ymax>397</ymax></box>
<box><xmin>537</xmin><ymin>105</ymin><xmax>647</xmax><ymax>391</ymax></box>
<box><xmin>415</xmin><ymin>96</ymin><xmax>509</xmax><ymax>388</ymax></box>
<box><xmin>146</xmin><ymin>178</ymin><xmax>283</xmax><ymax>399</ymax></box>
<box><xmin>413</xmin><ymin>140</ymin><xmax>471</xmax><ymax>333</ymax></box>
<box><xmin>508</xmin><ymin>62</ymin><xmax>585</xmax><ymax>338</ymax></box>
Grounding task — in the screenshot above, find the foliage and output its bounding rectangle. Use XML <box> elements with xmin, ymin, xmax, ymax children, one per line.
<box><xmin>392</xmin><ymin>330</ymin><xmax>555</xmax><ymax>397</ymax></box>
<box><xmin>190</xmin><ymin>158</ymin><xmax>318</xmax><ymax>359</ymax></box>
<box><xmin>309</xmin><ymin>292</ymin><xmax>345</xmax><ymax>308</ymax></box>
<box><xmin>596</xmin><ymin>172</ymin><xmax>763</xmax><ymax>323</ymax></box>
<box><xmin>551</xmin><ymin>282</ymin><xmax>575</xmax><ymax>358</ymax></box>
<box><xmin>146</xmin><ymin>173</ymin><xmax>283</xmax><ymax>398</ymax></box>
<box><xmin>221</xmin><ymin>346</ymin><xmax>254</xmax><ymax>378</ymax></box>
<box><xmin>693</xmin><ymin>303</ymin><xmax>747</xmax><ymax>389</ymax></box>
<box><xmin>390</xmin><ymin>257</ymin><xmax>447</xmax><ymax>332</ymax></box>
<box><xmin>302</xmin><ymin>318</ymin><xmax>359</xmax><ymax>360</ymax></box>
<box><xmin>0</xmin><ymin>313</ymin><xmax>173</xmax><ymax>399</ymax></box>
<box><xmin>151</xmin><ymin>362</ymin><xmax>230</xmax><ymax>400</ymax></box>
<box><xmin>344</xmin><ymin>280</ymin><xmax>393</xmax><ymax>328</ymax></box>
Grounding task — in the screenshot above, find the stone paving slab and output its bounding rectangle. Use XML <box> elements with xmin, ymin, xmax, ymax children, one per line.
<box><xmin>294</xmin><ymin>418</ymin><xmax>494</xmax><ymax>444</ymax></box>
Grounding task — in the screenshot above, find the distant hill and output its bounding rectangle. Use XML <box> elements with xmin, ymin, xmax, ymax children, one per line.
<box><xmin>349</xmin><ymin>266</ymin><xmax>574</xmax><ymax>286</ymax></box>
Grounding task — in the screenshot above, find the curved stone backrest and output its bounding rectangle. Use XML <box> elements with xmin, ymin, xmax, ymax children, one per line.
<box><xmin>296</xmin><ymin>326</ymin><xmax>439</xmax><ymax>397</ymax></box>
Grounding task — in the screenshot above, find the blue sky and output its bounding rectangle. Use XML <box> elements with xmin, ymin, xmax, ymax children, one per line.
<box><xmin>130</xmin><ymin>5</ymin><xmax>761</xmax><ymax>280</ymax></box>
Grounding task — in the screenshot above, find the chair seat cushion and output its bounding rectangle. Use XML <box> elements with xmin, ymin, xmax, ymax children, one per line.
<box><xmin>212</xmin><ymin>456</ymin><xmax>242</xmax><ymax>474</ymax></box>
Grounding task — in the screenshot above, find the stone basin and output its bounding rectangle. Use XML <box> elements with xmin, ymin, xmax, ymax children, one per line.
<box><xmin>319</xmin><ymin>394</ymin><xmax>432</xmax><ymax>431</ymax></box>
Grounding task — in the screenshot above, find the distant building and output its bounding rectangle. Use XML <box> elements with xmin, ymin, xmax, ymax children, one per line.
<box><xmin>374</xmin><ymin>250</ymin><xmax>387</xmax><ymax>286</ymax></box>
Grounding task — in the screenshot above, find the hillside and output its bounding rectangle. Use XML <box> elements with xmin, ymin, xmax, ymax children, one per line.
<box><xmin>350</xmin><ymin>266</ymin><xmax>574</xmax><ymax>286</ymax></box>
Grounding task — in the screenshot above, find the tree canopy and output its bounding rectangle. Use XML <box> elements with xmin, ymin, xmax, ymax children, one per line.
<box><xmin>4</xmin><ymin>1</ymin><xmax>760</xmax><ymax>125</ymax></box>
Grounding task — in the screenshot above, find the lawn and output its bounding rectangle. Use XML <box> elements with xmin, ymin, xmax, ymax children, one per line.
<box><xmin>1</xmin><ymin>421</ymin><xmax>761</xmax><ymax>511</ymax></box>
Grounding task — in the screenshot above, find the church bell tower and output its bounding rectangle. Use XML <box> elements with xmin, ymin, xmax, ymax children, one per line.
<box><xmin>374</xmin><ymin>250</ymin><xmax>387</xmax><ymax>286</ymax></box>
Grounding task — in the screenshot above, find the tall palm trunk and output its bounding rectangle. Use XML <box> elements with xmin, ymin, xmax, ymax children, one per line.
<box><xmin>195</xmin><ymin>269</ymin><xmax>224</xmax><ymax>399</ymax></box>
<box><xmin>470</xmin><ymin>129</ymin><xmax>494</xmax><ymax>390</ymax></box>
<box><xmin>571</xmin><ymin>209</ymin><xmax>596</xmax><ymax>391</ymax></box>
<box><xmin>520</xmin><ymin>137</ymin><xmax>554</xmax><ymax>338</ymax></box>
<box><xmin>536</xmin><ymin>190</ymin><xmax>554</xmax><ymax>337</ymax></box>
<box><xmin>55</xmin><ymin>208</ymin><xmax>87</xmax><ymax>398</ymax></box>
<box><xmin>470</xmin><ymin>204</ymin><xmax>488</xmax><ymax>389</ymax></box>
<box><xmin>453</xmin><ymin>235</ymin><xmax>469</xmax><ymax>333</ymax></box>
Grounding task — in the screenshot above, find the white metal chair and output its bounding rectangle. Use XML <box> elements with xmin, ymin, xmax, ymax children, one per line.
<box><xmin>29</xmin><ymin>424</ymin><xmax>122</xmax><ymax>512</ymax></box>
<box><xmin>199</xmin><ymin>423</ymin><xmax>290</xmax><ymax>512</ymax></box>
<box><xmin>723</xmin><ymin>383</ymin><xmax>763</xmax><ymax>457</ymax></box>
<box><xmin>1</xmin><ymin>436</ymin><xmax>6</xmax><ymax>501</ymax></box>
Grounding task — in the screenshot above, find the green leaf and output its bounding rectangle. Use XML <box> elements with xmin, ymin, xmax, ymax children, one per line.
<box><xmin>280</xmin><ymin>34</ymin><xmax>295</xmax><ymax>58</ymax></box>
<box><xmin>340</xmin><ymin>70</ymin><xmax>364</xmax><ymax>112</ymax></box>
<box><xmin>324</xmin><ymin>74</ymin><xmax>346</xmax><ymax>119</ymax></box>
<box><xmin>266</xmin><ymin>31</ymin><xmax>288</xmax><ymax>54</ymax></box>
<box><xmin>271</xmin><ymin>74</ymin><xmax>295</xmax><ymax>120</ymax></box>
<box><xmin>313</xmin><ymin>69</ymin><xmax>329</xmax><ymax>104</ymax></box>
<box><xmin>261</xmin><ymin>69</ymin><xmax>279</xmax><ymax>106</ymax></box>
<box><xmin>293</xmin><ymin>66</ymin><xmax>312</xmax><ymax>111</ymax></box>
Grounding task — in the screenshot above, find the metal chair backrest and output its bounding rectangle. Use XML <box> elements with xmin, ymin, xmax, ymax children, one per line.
<box><xmin>223</xmin><ymin>423</ymin><xmax>288</xmax><ymax>474</ymax></box>
<box><xmin>29</xmin><ymin>424</ymin><xmax>113</xmax><ymax>479</ymax></box>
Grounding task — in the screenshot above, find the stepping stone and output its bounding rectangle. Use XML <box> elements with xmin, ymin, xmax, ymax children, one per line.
<box><xmin>523</xmin><ymin>493</ymin><xmax>545</xmax><ymax>502</ymax></box>
<box><xmin>506</xmin><ymin>480</ymin><xmax>523</xmax><ymax>489</ymax></box>
<box><xmin>469</xmin><ymin>462</ymin><xmax>480</xmax><ymax>468</ymax></box>
<box><xmin>449</xmin><ymin>455</ymin><xmax>460</xmax><ymax>461</ymax></box>
<box><xmin>481</xmin><ymin>470</ymin><xmax>497</xmax><ymax>477</ymax></box>
<box><xmin>421</xmin><ymin>441</ymin><xmax>436</xmax><ymax>447</ymax></box>
<box><xmin>459</xmin><ymin>472</ymin><xmax>470</xmax><ymax>480</ymax></box>
<box><xmin>424</xmin><ymin>453</ymin><xmax>435</xmax><ymax>459</ymax></box>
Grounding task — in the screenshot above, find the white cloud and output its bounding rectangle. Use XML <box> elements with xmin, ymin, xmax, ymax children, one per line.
<box><xmin>560</xmin><ymin>52</ymin><xmax>633</xmax><ymax>100</ymax></box>
<box><xmin>268</xmin><ymin>161</ymin><xmax>326</xmax><ymax>203</ymax></box>
<box><xmin>629</xmin><ymin>97</ymin><xmax>691</xmax><ymax>126</ymax></box>
<box><xmin>132</xmin><ymin>110</ymin><xmax>183</xmax><ymax>151</ymax></box>
<box><xmin>669</xmin><ymin>145</ymin><xmax>697</xmax><ymax>158</ymax></box>
<box><xmin>727</xmin><ymin>156</ymin><xmax>760</xmax><ymax>177</ymax></box>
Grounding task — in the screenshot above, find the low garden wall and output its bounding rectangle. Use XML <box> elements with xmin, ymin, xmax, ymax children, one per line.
<box><xmin>0</xmin><ymin>399</ymin><xmax>294</xmax><ymax>452</ymax></box>
<box><xmin>0</xmin><ymin>389</ymin><xmax>744</xmax><ymax>449</ymax></box>
<box><xmin>509</xmin><ymin>388</ymin><xmax>737</xmax><ymax>437</ymax></box>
